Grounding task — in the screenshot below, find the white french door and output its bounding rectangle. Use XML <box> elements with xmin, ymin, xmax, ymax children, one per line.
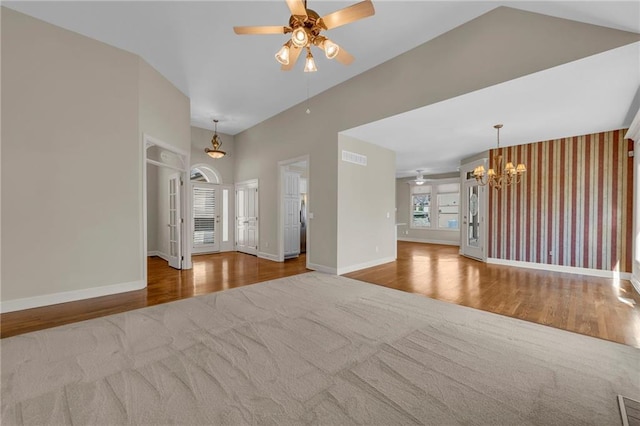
<box><xmin>167</xmin><ymin>173</ymin><xmax>182</xmax><ymax>269</ymax></box>
<box><xmin>460</xmin><ymin>161</ymin><xmax>487</xmax><ymax>261</ymax></box>
<box><xmin>236</xmin><ymin>181</ymin><xmax>258</xmax><ymax>255</ymax></box>
<box><xmin>192</xmin><ymin>184</ymin><xmax>220</xmax><ymax>254</ymax></box>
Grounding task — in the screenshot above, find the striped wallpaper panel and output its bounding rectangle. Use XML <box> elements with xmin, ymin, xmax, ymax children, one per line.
<box><xmin>488</xmin><ymin>129</ymin><xmax>633</xmax><ymax>272</ymax></box>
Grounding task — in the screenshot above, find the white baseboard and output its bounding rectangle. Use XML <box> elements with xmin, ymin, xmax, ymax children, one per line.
<box><xmin>153</xmin><ymin>251</ymin><xmax>170</xmax><ymax>262</ymax></box>
<box><xmin>147</xmin><ymin>250</ymin><xmax>160</xmax><ymax>257</ymax></box>
<box><xmin>398</xmin><ymin>237</ymin><xmax>460</xmax><ymax>246</ymax></box>
<box><xmin>307</xmin><ymin>262</ymin><xmax>337</xmax><ymax>275</ymax></box>
<box><xmin>258</xmin><ymin>251</ymin><xmax>280</xmax><ymax>262</ymax></box>
<box><xmin>337</xmin><ymin>256</ymin><xmax>396</xmax><ymax>275</ymax></box>
<box><xmin>631</xmin><ymin>275</ymin><xmax>640</xmax><ymax>295</ymax></box>
<box><xmin>487</xmin><ymin>258</ymin><xmax>633</xmax><ymax>280</ymax></box>
<box><xmin>0</xmin><ymin>280</ymin><xmax>146</xmax><ymax>314</ymax></box>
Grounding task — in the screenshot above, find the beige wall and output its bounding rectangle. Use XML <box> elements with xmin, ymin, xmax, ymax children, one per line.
<box><xmin>234</xmin><ymin>7</ymin><xmax>639</xmax><ymax>272</ymax></box>
<box><xmin>139</xmin><ymin>59</ymin><xmax>191</xmax><ymax>153</ymax></box>
<box><xmin>1</xmin><ymin>8</ymin><xmax>141</xmax><ymax>301</ymax></box>
<box><xmin>191</xmin><ymin>126</ymin><xmax>234</xmax><ymax>184</ymax></box>
<box><xmin>337</xmin><ymin>135</ymin><xmax>396</xmax><ymax>273</ymax></box>
<box><xmin>1</xmin><ymin>8</ymin><xmax>190</xmax><ymax>309</ymax></box>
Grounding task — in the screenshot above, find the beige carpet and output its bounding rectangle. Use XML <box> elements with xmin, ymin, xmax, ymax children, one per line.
<box><xmin>1</xmin><ymin>272</ymin><xmax>639</xmax><ymax>425</ymax></box>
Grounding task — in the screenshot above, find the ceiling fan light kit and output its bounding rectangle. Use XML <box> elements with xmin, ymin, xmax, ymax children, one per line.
<box><xmin>205</xmin><ymin>119</ymin><xmax>226</xmax><ymax>159</ymax></box>
<box><xmin>234</xmin><ymin>0</ymin><xmax>375</xmax><ymax>72</ymax></box>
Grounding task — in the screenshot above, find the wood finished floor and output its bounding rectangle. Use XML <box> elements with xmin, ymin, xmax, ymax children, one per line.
<box><xmin>0</xmin><ymin>252</ymin><xmax>309</xmax><ymax>339</ymax></box>
<box><xmin>2</xmin><ymin>242</ymin><xmax>639</xmax><ymax>347</ymax></box>
<box><xmin>346</xmin><ymin>242</ymin><xmax>640</xmax><ymax>348</ymax></box>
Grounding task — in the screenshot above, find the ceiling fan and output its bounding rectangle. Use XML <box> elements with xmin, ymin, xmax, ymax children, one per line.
<box><xmin>412</xmin><ymin>170</ymin><xmax>426</xmax><ymax>185</ymax></box>
<box><xmin>233</xmin><ymin>0</ymin><xmax>375</xmax><ymax>72</ymax></box>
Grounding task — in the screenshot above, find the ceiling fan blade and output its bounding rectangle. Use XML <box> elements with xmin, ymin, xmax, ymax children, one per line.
<box><xmin>319</xmin><ymin>0</ymin><xmax>375</xmax><ymax>30</ymax></box>
<box><xmin>285</xmin><ymin>0</ymin><xmax>307</xmax><ymax>18</ymax></box>
<box><xmin>233</xmin><ymin>26</ymin><xmax>289</xmax><ymax>35</ymax></box>
<box><xmin>334</xmin><ymin>46</ymin><xmax>354</xmax><ymax>65</ymax></box>
<box><xmin>281</xmin><ymin>46</ymin><xmax>303</xmax><ymax>71</ymax></box>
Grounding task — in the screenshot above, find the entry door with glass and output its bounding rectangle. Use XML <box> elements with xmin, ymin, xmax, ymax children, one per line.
<box><xmin>461</xmin><ymin>163</ymin><xmax>487</xmax><ymax>261</ymax></box>
<box><xmin>192</xmin><ymin>184</ymin><xmax>220</xmax><ymax>254</ymax></box>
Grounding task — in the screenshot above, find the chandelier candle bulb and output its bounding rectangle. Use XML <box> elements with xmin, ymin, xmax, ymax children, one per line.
<box><xmin>473</xmin><ymin>124</ymin><xmax>526</xmax><ymax>189</ymax></box>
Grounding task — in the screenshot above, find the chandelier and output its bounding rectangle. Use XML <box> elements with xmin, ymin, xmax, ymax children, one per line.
<box><xmin>205</xmin><ymin>119</ymin><xmax>226</xmax><ymax>159</ymax></box>
<box><xmin>473</xmin><ymin>124</ymin><xmax>526</xmax><ymax>189</ymax></box>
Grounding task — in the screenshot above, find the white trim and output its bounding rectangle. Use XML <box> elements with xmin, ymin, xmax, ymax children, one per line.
<box><xmin>146</xmin><ymin>158</ymin><xmax>184</xmax><ymax>172</ymax></box>
<box><xmin>307</xmin><ymin>262</ymin><xmax>337</xmax><ymax>275</ymax></box>
<box><xmin>0</xmin><ymin>280</ymin><xmax>146</xmax><ymax>313</ymax></box>
<box><xmin>191</xmin><ymin>163</ymin><xmax>222</xmax><ymax>184</ymax></box>
<box><xmin>147</xmin><ymin>250</ymin><xmax>160</xmax><ymax>257</ymax></box>
<box><xmin>144</xmin><ymin>133</ymin><xmax>190</xmax><ymax>158</ymax></box>
<box><xmin>624</xmin><ymin>109</ymin><xmax>640</xmax><ymax>141</ymax></box>
<box><xmin>258</xmin><ymin>251</ymin><xmax>280</xmax><ymax>262</ymax></box>
<box><xmin>337</xmin><ymin>256</ymin><xmax>395</xmax><ymax>275</ymax></box>
<box><xmin>398</xmin><ymin>237</ymin><xmax>460</xmax><ymax>246</ymax></box>
<box><xmin>487</xmin><ymin>258</ymin><xmax>633</xmax><ymax>279</ymax></box>
<box><xmin>631</xmin><ymin>275</ymin><xmax>640</xmax><ymax>295</ymax></box>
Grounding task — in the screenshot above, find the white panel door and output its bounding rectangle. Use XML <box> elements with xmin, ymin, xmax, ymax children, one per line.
<box><xmin>236</xmin><ymin>182</ymin><xmax>258</xmax><ymax>255</ymax></box>
<box><xmin>167</xmin><ymin>173</ymin><xmax>182</xmax><ymax>269</ymax></box>
<box><xmin>192</xmin><ymin>184</ymin><xmax>220</xmax><ymax>254</ymax></box>
<box><xmin>283</xmin><ymin>171</ymin><xmax>300</xmax><ymax>258</ymax></box>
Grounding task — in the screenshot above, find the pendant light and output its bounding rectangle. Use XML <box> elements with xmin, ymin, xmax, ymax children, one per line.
<box><xmin>205</xmin><ymin>119</ymin><xmax>226</xmax><ymax>159</ymax></box>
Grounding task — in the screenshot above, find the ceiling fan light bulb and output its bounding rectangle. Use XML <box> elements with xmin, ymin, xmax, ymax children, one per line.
<box><xmin>275</xmin><ymin>44</ymin><xmax>290</xmax><ymax>65</ymax></box>
<box><xmin>304</xmin><ymin>52</ymin><xmax>317</xmax><ymax>72</ymax></box>
<box><xmin>291</xmin><ymin>27</ymin><xmax>308</xmax><ymax>47</ymax></box>
<box><xmin>323</xmin><ymin>39</ymin><xmax>340</xmax><ymax>59</ymax></box>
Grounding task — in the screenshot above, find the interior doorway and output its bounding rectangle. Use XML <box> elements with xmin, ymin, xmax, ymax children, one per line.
<box><xmin>278</xmin><ymin>156</ymin><xmax>309</xmax><ymax>263</ymax></box>
<box><xmin>143</xmin><ymin>134</ymin><xmax>191</xmax><ymax>281</ymax></box>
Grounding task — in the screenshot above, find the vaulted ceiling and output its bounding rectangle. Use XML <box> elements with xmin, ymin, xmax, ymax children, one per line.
<box><xmin>5</xmin><ymin>1</ymin><xmax>639</xmax><ymax>176</ymax></box>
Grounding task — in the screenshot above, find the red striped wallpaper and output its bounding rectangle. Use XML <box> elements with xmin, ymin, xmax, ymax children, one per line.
<box><xmin>488</xmin><ymin>129</ymin><xmax>633</xmax><ymax>272</ymax></box>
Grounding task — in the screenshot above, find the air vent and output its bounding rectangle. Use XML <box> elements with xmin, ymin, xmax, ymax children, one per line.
<box><xmin>342</xmin><ymin>150</ymin><xmax>367</xmax><ymax>166</ymax></box>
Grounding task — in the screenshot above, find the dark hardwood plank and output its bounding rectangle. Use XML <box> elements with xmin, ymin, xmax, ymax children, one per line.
<box><xmin>3</xmin><ymin>242</ymin><xmax>639</xmax><ymax>348</ymax></box>
<box><xmin>0</xmin><ymin>253</ymin><xmax>309</xmax><ymax>338</ymax></box>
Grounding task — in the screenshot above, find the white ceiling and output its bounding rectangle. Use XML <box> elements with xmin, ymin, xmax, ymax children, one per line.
<box><xmin>344</xmin><ymin>42</ymin><xmax>640</xmax><ymax>177</ymax></box>
<box><xmin>5</xmin><ymin>1</ymin><xmax>640</xmax><ymax>175</ymax></box>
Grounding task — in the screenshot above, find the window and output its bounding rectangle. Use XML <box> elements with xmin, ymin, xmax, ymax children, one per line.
<box><xmin>410</xmin><ymin>181</ymin><xmax>460</xmax><ymax>230</ymax></box>
<box><xmin>411</xmin><ymin>185</ymin><xmax>431</xmax><ymax>228</ymax></box>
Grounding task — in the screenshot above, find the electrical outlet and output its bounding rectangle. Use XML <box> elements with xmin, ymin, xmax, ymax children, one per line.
<box><xmin>405</xmin><ymin>230</ymin><xmax>409</xmax><ymax>235</ymax></box>
<box><xmin>375</xmin><ymin>246</ymin><xmax>379</xmax><ymax>253</ymax></box>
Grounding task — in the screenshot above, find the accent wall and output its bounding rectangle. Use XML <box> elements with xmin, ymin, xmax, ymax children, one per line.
<box><xmin>488</xmin><ymin>129</ymin><xmax>633</xmax><ymax>273</ymax></box>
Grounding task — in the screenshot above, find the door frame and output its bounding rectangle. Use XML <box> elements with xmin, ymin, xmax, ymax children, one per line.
<box><xmin>460</xmin><ymin>158</ymin><xmax>488</xmax><ymax>261</ymax></box>
<box><xmin>142</xmin><ymin>133</ymin><xmax>191</xmax><ymax>285</ymax></box>
<box><xmin>277</xmin><ymin>155</ymin><xmax>310</xmax><ymax>264</ymax></box>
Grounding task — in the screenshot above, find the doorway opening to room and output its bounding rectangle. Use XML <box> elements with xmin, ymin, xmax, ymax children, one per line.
<box><xmin>190</xmin><ymin>164</ymin><xmax>234</xmax><ymax>255</ymax></box>
<box><xmin>278</xmin><ymin>155</ymin><xmax>309</xmax><ymax>265</ymax></box>
<box><xmin>144</xmin><ymin>134</ymin><xmax>190</xmax><ymax>279</ymax></box>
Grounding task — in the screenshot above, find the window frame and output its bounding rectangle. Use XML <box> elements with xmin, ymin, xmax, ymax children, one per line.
<box><xmin>408</xmin><ymin>178</ymin><xmax>460</xmax><ymax>232</ymax></box>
